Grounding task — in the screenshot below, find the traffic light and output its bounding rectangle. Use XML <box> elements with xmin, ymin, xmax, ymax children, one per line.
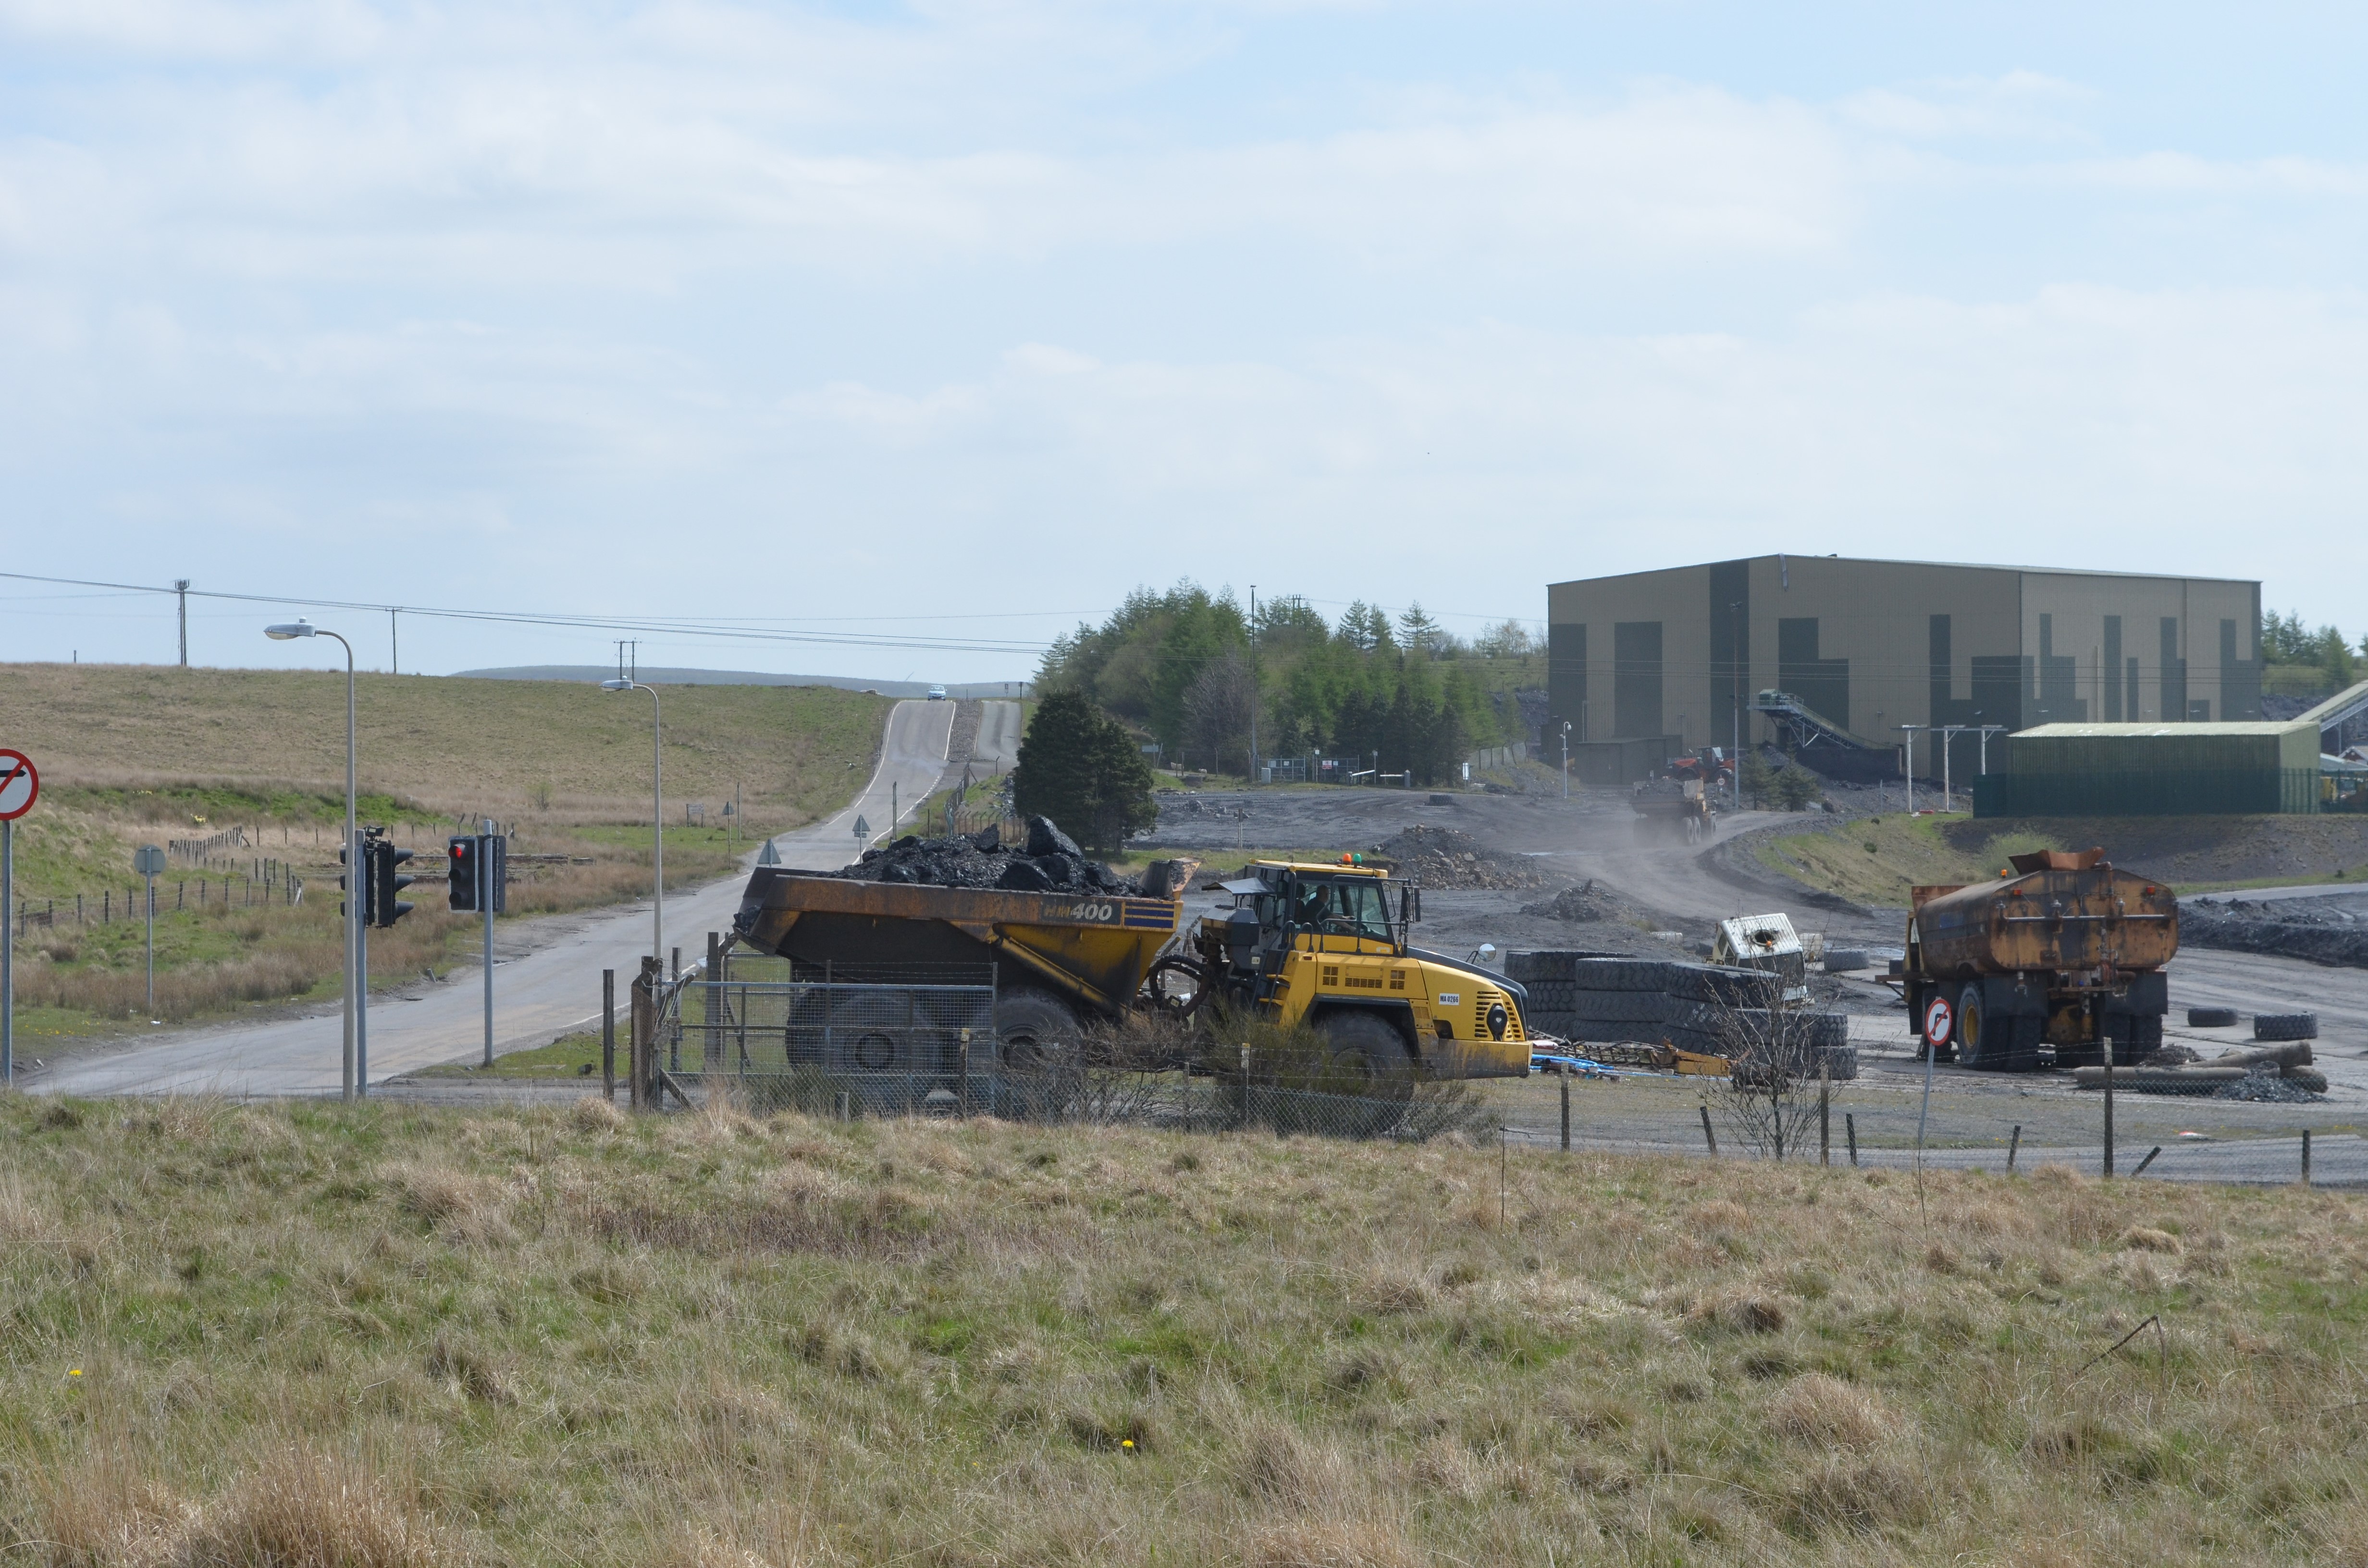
<box><xmin>370</xmin><ymin>839</ymin><xmax>416</xmax><ymax>927</ymax></box>
<box><xmin>337</xmin><ymin>839</ymin><xmax>372</xmax><ymax>920</ymax></box>
<box><xmin>448</xmin><ymin>835</ymin><xmax>477</xmax><ymax>912</ymax></box>
<box><xmin>447</xmin><ymin>833</ymin><xmax>508</xmax><ymax>914</ymax></box>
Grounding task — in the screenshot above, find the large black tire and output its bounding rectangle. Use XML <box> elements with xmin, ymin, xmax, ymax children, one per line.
<box><xmin>1572</xmin><ymin>958</ymin><xmax>1673</xmax><ymax>992</ymax></box>
<box><xmin>1956</xmin><ymin>981</ymin><xmax>2000</xmax><ymax>1072</ymax></box>
<box><xmin>1823</xmin><ymin>949</ymin><xmax>1871</xmax><ymax>973</ymax></box>
<box><xmin>996</xmin><ymin>987</ymin><xmax>1083</xmax><ymax>1069</ymax></box>
<box><xmin>2187</xmin><ymin>1006</ymin><xmax>2239</xmax><ymax>1029</ymax></box>
<box><xmin>2255</xmin><ymin>1012</ymin><xmax>2319</xmax><ymax>1042</ymax></box>
<box><xmin>1815</xmin><ymin>1044</ymin><xmax>1858</xmax><ymax>1081</ymax></box>
<box><xmin>2107</xmin><ymin>1013</ymin><xmax>2161</xmax><ymax>1067</ymax></box>
<box><xmin>1567</xmin><ymin>990</ymin><xmax>1669</xmax><ymax>1025</ymax></box>
<box><xmin>1317</xmin><ymin>1010</ymin><xmax>1416</xmax><ymax>1096</ymax></box>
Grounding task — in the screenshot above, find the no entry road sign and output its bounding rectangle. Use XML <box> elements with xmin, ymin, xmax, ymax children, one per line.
<box><xmin>0</xmin><ymin>751</ymin><xmax>36</xmax><ymax>821</ymax></box>
<box><xmin>1923</xmin><ymin>995</ymin><xmax>1954</xmax><ymax>1048</ymax></box>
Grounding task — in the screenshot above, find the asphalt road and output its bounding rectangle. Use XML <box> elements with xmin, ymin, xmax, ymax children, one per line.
<box><xmin>34</xmin><ymin>699</ymin><xmax>958</xmax><ymax>1099</ymax></box>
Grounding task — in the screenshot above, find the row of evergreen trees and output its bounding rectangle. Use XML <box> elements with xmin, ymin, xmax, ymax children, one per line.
<box><xmin>1033</xmin><ymin>582</ymin><xmax>1535</xmax><ymax>786</ymax></box>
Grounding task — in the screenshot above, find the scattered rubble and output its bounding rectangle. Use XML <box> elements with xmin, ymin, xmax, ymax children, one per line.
<box><xmin>1368</xmin><ymin>825</ymin><xmax>1544</xmax><ymax>890</ymax></box>
<box><xmin>2183</xmin><ymin>899</ymin><xmax>2368</xmax><ymax>969</ymax></box>
<box><xmin>835</xmin><ymin>817</ymin><xmax>1142</xmax><ymax>896</ymax></box>
<box><xmin>2213</xmin><ymin>1073</ymin><xmax>2327</xmax><ymax>1104</ymax></box>
<box><xmin>1521</xmin><ymin>879</ymin><xmax>1642</xmax><ymax>925</ymax></box>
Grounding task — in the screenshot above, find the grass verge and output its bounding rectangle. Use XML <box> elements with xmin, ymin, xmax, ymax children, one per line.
<box><xmin>4</xmin><ymin>1097</ymin><xmax>2366</xmax><ymax>1564</ymax></box>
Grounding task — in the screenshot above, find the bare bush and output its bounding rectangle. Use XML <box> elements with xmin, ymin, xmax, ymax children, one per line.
<box><xmin>1714</xmin><ymin>1005</ymin><xmax>1828</xmax><ymax>1162</ymax></box>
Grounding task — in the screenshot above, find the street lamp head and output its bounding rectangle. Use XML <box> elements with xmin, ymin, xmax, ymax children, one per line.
<box><xmin>264</xmin><ymin>620</ymin><xmax>316</xmax><ymax>640</ymax></box>
<box><xmin>600</xmin><ymin>678</ymin><xmax>634</xmax><ymax>691</ymax></box>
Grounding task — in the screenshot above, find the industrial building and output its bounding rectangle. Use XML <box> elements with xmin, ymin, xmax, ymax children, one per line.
<box><xmin>1544</xmin><ymin>555</ymin><xmax>2264</xmax><ymax>787</ymax></box>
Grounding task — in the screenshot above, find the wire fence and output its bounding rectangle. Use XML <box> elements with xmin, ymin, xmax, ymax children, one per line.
<box><xmin>646</xmin><ymin>956</ymin><xmax>1495</xmax><ymax>1141</ymax></box>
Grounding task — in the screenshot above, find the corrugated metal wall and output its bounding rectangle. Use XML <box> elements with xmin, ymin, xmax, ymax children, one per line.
<box><xmin>1973</xmin><ymin>769</ymin><xmax>2320</xmax><ymax>817</ymax></box>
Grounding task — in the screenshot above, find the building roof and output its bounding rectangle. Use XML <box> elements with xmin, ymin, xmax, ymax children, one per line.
<box><xmin>2012</xmin><ymin>722</ymin><xmax>2313</xmax><ymax>739</ymax></box>
<box><xmin>1547</xmin><ymin>553</ymin><xmax>2258</xmax><ymax>591</ymax></box>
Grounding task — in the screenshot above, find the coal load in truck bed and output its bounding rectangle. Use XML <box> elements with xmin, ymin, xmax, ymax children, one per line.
<box><xmin>833</xmin><ymin>816</ymin><xmax>1142</xmax><ymax>896</ymax></box>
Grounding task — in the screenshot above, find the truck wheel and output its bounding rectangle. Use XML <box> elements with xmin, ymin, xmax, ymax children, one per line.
<box><xmin>997</xmin><ymin>988</ymin><xmax>1082</xmax><ymax>1070</ymax></box>
<box><xmin>1955</xmin><ymin>981</ymin><xmax>1996</xmax><ymax>1071</ymax></box>
<box><xmin>1317</xmin><ymin>1011</ymin><xmax>1415</xmax><ymax>1097</ymax></box>
<box><xmin>2187</xmin><ymin>1006</ymin><xmax>2239</xmax><ymax>1029</ymax></box>
<box><xmin>2109</xmin><ymin>1012</ymin><xmax>2161</xmax><ymax>1067</ymax></box>
<box><xmin>2254</xmin><ymin>1012</ymin><xmax>2319</xmax><ymax>1042</ymax></box>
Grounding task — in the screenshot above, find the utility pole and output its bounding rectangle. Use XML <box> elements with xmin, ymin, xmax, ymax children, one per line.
<box><xmin>390</xmin><ymin>608</ymin><xmax>399</xmax><ymax>676</ymax></box>
<box><xmin>1898</xmin><ymin>725</ymin><xmax>1922</xmax><ymax>814</ymax></box>
<box><xmin>175</xmin><ymin>580</ymin><xmax>189</xmax><ymax>667</ymax></box>
<box><xmin>1560</xmin><ymin>722</ymin><xmax>1571</xmax><ymax>799</ymax></box>
<box><xmin>1248</xmin><ymin>585</ymin><xmax>1258</xmax><ymax>785</ymax></box>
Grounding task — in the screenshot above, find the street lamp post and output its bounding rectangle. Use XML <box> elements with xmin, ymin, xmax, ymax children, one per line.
<box><xmin>265</xmin><ymin>619</ymin><xmax>359</xmax><ymax>1100</ymax></box>
<box><xmin>603</xmin><ymin>680</ymin><xmax>664</xmax><ymax>968</ymax></box>
<box><xmin>1729</xmin><ymin>601</ymin><xmax>1745</xmax><ymax>813</ymax></box>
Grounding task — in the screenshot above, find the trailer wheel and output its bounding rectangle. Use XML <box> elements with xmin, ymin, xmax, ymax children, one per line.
<box><xmin>1317</xmin><ymin>1011</ymin><xmax>1416</xmax><ymax>1098</ymax></box>
<box><xmin>997</xmin><ymin>988</ymin><xmax>1082</xmax><ymax>1069</ymax></box>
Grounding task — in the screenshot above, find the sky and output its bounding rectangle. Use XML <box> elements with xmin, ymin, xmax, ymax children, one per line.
<box><xmin>3</xmin><ymin>0</ymin><xmax>2365</xmax><ymax>682</ymax></box>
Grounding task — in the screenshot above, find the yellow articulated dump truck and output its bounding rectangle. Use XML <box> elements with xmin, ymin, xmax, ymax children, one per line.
<box><xmin>1184</xmin><ymin>859</ymin><xmax>1534</xmax><ymax>1082</ymax></box>
<box><xmin>731</xmin><ymin>856</ymin><xmax>1533</xmax><ymax>1082</ymax></box>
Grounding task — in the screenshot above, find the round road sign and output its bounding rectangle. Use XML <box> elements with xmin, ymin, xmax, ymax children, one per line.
<box><xmin>0</xmin><ymin>750</ymin><xmax>37</xmax><ymax>821</ymax></box>
<box><xmin>1923</xmin><ymin>995</ymin><xmax>1954</xmax><ymax>1048</ymax></box>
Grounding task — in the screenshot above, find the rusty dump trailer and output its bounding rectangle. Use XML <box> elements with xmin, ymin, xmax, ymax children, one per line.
<box><xmin>733</xmin><ymin>862</ymin><xmax>1201</xmax><ymax>1061</ymax></box>
<box><xmin>1905</xmin><ymin>847</ymin><xmax>2178</xmax><ymax>1072</ymax></box>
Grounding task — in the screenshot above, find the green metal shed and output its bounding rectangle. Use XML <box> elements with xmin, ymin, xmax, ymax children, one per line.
<box><xmin>1973</xmin><ymin>721</ymin><xmax>2322</xmax><ymax>817</ymax></box>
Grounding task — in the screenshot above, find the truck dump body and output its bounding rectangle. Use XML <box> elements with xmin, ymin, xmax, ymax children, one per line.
<box><xmin>734</xmin><ymin>868</ymin><xmax>1183</xmax><ymax>1017</ymax></box>
<box><xmin>1913</xmin><ymin>854</ymin><xmax>2178</xmax><ymax>979</ymax></box>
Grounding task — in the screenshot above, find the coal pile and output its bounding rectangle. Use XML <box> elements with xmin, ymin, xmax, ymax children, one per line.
<box><xmin>2213</xmin><ymin>1072</ymin><xmax>2327</xmax><ymax>1104</ymax></box>
<box><xmin>2183</xmin><ymin>899</ymin><xmax>2368</xmax><ymax>969</ymax></box>
<box><xmin>1521</xmin><ymin>878</ymin><xmax>1641</xmax><ymax>925</ymax></box>
<box><xmin>1369</xmin><ymin>825</ymin><xmax>1543</xmax><ymax>891</ymax></box>
<box><xmin>837</xmin><ymin>817</ymin><xmax>1141</xmax><ymax>896</ymax></box>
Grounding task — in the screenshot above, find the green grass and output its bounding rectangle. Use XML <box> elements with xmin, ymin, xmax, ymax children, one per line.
<box><xmin>414</xmin><ymin>1031</ymin><xmax>607</xmax><ymax>1080</ymax></box>
<box><xmin>4</xmin><ymin>1097</ymin><xmax>2367</xmax><ymax>1565</ymax></box>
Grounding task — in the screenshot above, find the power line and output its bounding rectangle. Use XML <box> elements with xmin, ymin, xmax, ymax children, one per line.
<box><xmin>0</xmin><ymin>571</ymin><xmax>1058</xmax><ymax>656</ymax></box>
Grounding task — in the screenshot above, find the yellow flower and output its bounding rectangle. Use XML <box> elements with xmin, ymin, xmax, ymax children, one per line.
<box><xmin>68</xmin><ymin>1369</ymin><xmax>81</xmax><ymax>1377</ymax></box>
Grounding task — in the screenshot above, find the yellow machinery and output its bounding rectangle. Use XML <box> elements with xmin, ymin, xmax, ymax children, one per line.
<box><xmin>732</xmin><ymin>856</ymin><xmax>1532</xmax><ymax>1081</ymax></box>
<box><xmin>1185</xmin><ymin>859</ymin><xmax>1532</xmax><ymax>1080</ymax></box>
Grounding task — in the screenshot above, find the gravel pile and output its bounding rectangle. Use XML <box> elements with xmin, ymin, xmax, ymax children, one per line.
<box><xmin>2213</xmin><ymin>1072</ymin><xmax>2327</xmax><ymax>1104</ymax></box>
<box><xmin>1521</xmin><ymin>879</ymin><xmax>1641</xmax><ymax>924</ymax></box>
<box><xmin>2183</xmin><ymin>900</ymin><xmax>2368</xmax><ymax>968</ymax></box>
<box><xmin>837</xmin><ymin>817</ymin><xmax>1141</xmax><ymax>895</ymax></box>
<box><xmin>1369</xmin><ymin>825</ymin><xmax>1544</xmax><ymax>890</ymax></box>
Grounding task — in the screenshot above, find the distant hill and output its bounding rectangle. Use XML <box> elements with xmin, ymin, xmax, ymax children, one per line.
<box><xmin>456</xmin><ymin>666</ymin><xmax>1032</xmax><ymax>700</ymax></box>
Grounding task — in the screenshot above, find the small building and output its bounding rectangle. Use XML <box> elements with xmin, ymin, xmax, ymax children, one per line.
<box><xmin>1973</xmin><ymin>721</ymin><xmax>2323</xmax><ymax>817</ymax></box>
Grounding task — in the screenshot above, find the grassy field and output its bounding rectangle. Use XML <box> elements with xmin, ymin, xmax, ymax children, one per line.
<box><xmin>3</xmin><ymin>1097</ymin><xmax>2365</xmax><ymax>1566</ymax></box>
<box><xmin>0</xmin><ymin>664</ymin><xmax>890</xmax><ymax>1034</ymax></box>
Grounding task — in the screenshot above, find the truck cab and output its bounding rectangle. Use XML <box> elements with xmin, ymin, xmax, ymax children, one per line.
<box><xmin>1193</xmin><ymin>859</ymin><xmax>1531</xmax><ymax>1079</ymax></box>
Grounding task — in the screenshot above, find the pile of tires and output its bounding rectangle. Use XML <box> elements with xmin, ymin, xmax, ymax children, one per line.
<box><xmin>1508</xmin><ymin>950</ymin><xmax>1854</xmax><ymax>1079</ymax></box>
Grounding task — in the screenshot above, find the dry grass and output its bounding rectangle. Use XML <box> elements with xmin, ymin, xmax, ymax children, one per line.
<box><xmin>1</xmin><ymin>662</ymin><xmax>889</xmax><ymax>821</ymax></box>
<box><xmin>0</xmin><ymin>664</ymin><xmax>892</xmax><ymax>1031</ymax></box>
<box><xmin>2</xmin><ymin>1095</ymin><xmax>2366</xmax><ymax>1564</ymax></box>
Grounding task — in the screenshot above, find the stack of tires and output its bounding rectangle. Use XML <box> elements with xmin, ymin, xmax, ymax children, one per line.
<box><xmin>1507</xmin><ymin>950</ymin><xmax>1856</xmax><ymax>1080</ymax></box>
